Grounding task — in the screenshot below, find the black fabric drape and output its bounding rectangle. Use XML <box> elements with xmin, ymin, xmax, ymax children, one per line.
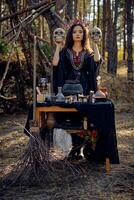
<box><xmin>24</xmin><ymin>100</ymin><xmax>119</xmax><ymax>164</ymax></box>
<box><xmin>53</xmin><ymin>48</ymin><xmax>100</xmax><ymax>95</ymax></box>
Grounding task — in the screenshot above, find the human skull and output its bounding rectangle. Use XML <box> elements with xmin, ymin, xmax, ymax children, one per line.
<box><xmin>53</xmin><ymin>28</ymin><xmax>65</xmax><ymax>43</ymax></box>
<box><xmin>90</xmin><ymin>26</ymin><xmax>102</xmax><ymax>42</ymax></box>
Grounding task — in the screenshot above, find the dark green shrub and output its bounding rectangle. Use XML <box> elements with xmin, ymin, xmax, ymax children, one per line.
<box><xmin>0</xmin><ymin>39</ymin><xmax>9</xmax><ymax>54</ymax></box>
<box><xmin>40</xmin><ymin>42</ymin><xmax>52</xmax><ymax>60</ymax></box>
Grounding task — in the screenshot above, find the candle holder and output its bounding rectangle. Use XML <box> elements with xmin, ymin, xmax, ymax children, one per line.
<box><xmin>95</xmin><ymin>76</ymin><xmax>107</xmax><ymax>99</ymax></box>
<box><xmin>38</xmin><ymin>78</ymin><xmax>48</xmax><ymax>94</ymax></box>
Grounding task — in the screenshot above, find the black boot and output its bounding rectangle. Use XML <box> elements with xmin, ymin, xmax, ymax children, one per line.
<box><xmin>83</xmin><ymin>143</ymin><xmax>95</xmax><ymax>161</ymax></box>
<box><xmin>67</xmin><ymin>135</ymin><xmax>84</xmax><ymax>161</ymax></box>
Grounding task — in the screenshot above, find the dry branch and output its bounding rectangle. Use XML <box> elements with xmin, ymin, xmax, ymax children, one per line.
<box><xmin>2</xmin><ymin>1</ymin><xmax>56</xmax><ymax>39</ymax></box>
<box><xmin>1</xmin><ymin>1</ymin><xmax>56</xmax><ymax>85</ymax></box>
<box><xmin>1</xmin><ymin>128</ymin><xmax>81</xmax><ymax>188</ymax></box>
<box><xmin>0</xmin><ymin>0</ymin><xmax>56</xmax><ymax>22</ymax></box>
<box><xmin>28</xmin><ymin>32</ymin><xmax>50</xmax><ymax>44</ymax></box>
<box><xmin>0</xmin><ymin>94</ymin><xmax>16</xmax><ymax>100</ymax></box>
<box><xmin>22</xmin><ymin>27</ymin><xmax>51</xmax><ymax>74</ymax></box>
<box><xmin>0</xmin><ymin>26</ymin><xmax>22</xmax><ymax>91</ymax></box>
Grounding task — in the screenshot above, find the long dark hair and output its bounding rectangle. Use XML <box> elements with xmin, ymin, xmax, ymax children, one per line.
<box><xmin>64</xmin><ymin>23</ymin><xmax>93</xmax><ymax>53</ymax></box>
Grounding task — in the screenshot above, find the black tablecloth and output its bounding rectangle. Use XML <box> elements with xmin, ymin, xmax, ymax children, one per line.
<box><xmin>24</xmin><ymin>99</ymin><xmax>119</xmax><ymax>164</ymax></box>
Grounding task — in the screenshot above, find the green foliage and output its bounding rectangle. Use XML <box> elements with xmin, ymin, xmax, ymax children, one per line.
<box><xmin>40</xmin><ymin>42</ymin><xmax>52</xmax><ymax>60</ymax></box>
<box><xmin>0</xmin><ymin>38</ymin><xmax>9</xmax><ymax>54</ymax></box>
<box><xmin>31</xmin><ymin>21</ymin><xmax>37</xmax><ymax>33</ymax></box>
<box><xmin>14</xmin><ymin>44</ymin><xmax>22</xmax><ymax>54</ymax></box>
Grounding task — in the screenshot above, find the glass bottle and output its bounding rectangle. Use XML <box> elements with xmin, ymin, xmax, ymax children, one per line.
<box><xmin>56</xmin><ymin>87</ymin><xmax>65</xmax><ymax>102</ymax></box>
<box><xmin>89</xmin><ymin>91</ymin><xmax>94</xmax><ymax>102</ymax></box>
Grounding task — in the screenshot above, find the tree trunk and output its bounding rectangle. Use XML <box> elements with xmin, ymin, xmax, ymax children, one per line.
<box><xmin>56</xmin><ymin>0</ymin><xmax>66</xmax><ymax>18</ymax></box>
<box><xmin>74</xmin><ymin>0</ymin><xmax>78</xmax><ymax>17</ymax></box>
<box><xmin>14</xmin><ymin>61</ymin><xmax>27</xmax><ymax>108</ymax></box>
<box><xmin>112</xmin><ymin>0</ymin><xmax>118</xmax><ymax>74</ymax></box>
<box><xmin>93</xmin><ymin>0</ymin><xmax>96</xmax><ymax>26</ymax></box>
<box><xmin>102</xmin><ymin>0</ymin><xmax>106</xmax><ymax>58</ymax></box>
<box><xmin>123</xmin><ymin>2</ymin><xmax>126</xmax><ymax>61</ymax></box>
<box><xmin>97</xmin><ymin>0</ymin><xmax>100</xmax><ymax>27</ymax></box>
<box><xmin>126</xmin><ymin>0</ymin><xmax>133</xmax><ymax>80</ymax></box>
<box><xmin>6</xmin><ymin>0</ymin><xmax>33</xmax><ymax>73</ymax></box>
<box><xmin>0</xmin><ymin>1</ymin><xmax>1</xmax><ymax>34</ymax></box>
<box><xmin>42</xmin><ymin>10</ymin><xmax>64</xmax><ymax>52</ymax></box>
<box><xmin>83</xmin><ymin>0</ymin><xmax>87</xmax><ymax>18</ymax></box>
<box><xmin>123</xmin><ymin>19</ymin><xmax>126</xmax><ymax>61</ymax></box>
<box><xmin>56</xmin><ymin>0</ymin><xmax>65</xmax><ymax>12</ymax></box>
<box><xmin>87</xmin><ymin>0</ymin><xmax>91</xmax><ymax>21</ymax></box>
<box><xmin>6</xmin><ymin>0</ymin><xmax>30</xmax><ymax>106</ymax></box>
<box><xmin>79</xmin><ymin>0</ymin><xmax>83</xmax><ymax>18</ymax></box>
<box><xmin>23</xmin><ymin>0</ymin><xmax>27</xmax><ymax>9</ymax></box>
<box><xmin>66</xmin><ymin>0</ymin><xmax>73</xmax><ymax>21</ymax></box>
<box><xmin>107</xmin><ymin>0</ymin><xmax>118</xmax><ymax>75</ymax></box>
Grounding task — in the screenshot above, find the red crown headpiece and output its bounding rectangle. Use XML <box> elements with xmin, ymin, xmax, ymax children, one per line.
<box><xmin>64</xmin><ymin>17</ymin><xmax>90</xmax><ymax>30</ymax></box>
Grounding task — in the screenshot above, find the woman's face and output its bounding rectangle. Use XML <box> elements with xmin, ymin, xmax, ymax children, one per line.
<box><xmin>72</xmin><ymin>25</ymin><xmax>84</xmax><ymax>42</ymax></box>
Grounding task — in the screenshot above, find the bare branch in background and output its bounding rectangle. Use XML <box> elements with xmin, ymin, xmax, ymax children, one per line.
<box><xmin>0</xmin><ymin>25</ymin><xmax>22</xmax><ymax>91</ymax></box>
<box><xmin>0</xmin><ymin>0</ymin><xmax>56</xmax><ymax>22</ymax></box>
<box><xmin>0</xmin><ymin>94</ymin><xmax>16</xmax><ymax>100</ymax></box>
<box><xmin>2</xmin><ymin>1</ymin><xmax>56</xmax><ymax>39</ymax></box>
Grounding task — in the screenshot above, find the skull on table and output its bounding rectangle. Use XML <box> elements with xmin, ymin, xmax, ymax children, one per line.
<box><xmin>53</xmin><ymin>28</ymin><xmax>65</xmax><ymax>43</ymax></box>
<box><xmin>90</xmin><ymin>26</ymin><xmax>102</xmax><ymax>42</ymax></box>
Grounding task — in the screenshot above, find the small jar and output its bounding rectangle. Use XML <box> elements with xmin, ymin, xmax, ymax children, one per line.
<box><xmin>56</xmin><ymin>87</ymin><xmax>65</xmax><ymax>102</ymax></box>
<box><xmin>92</xmin><ymin>95</ymin><xmax>95</xmax><ymax>103</ymax></box>
<box><xmin>89</xmin><ymin>91</ymin><xmax>94</xmax><ymax>102</ymax></box>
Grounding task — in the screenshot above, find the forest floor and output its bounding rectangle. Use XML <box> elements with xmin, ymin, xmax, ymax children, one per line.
<box><xmin>0</xmin><ymin>65</ymin><xmax>134</xmax><ymax>200</ymax></box>
<box><xmin>0</xmin><ymin>109</ymin><xmax>134</xmax><ymax>200</ymax></box>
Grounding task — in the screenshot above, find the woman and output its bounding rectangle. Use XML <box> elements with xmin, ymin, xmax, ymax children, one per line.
<box><xmin>52</xmin><ymin>22</ymin><xmax>101</xmax><ymax>160</ymax></box>
<box><xmin>52</xmin><ymin>22</ymin><xmax>101</xmax><ymax>95</ymax></box>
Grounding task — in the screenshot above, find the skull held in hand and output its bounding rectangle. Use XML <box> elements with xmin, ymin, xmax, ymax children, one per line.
<box><xmin>53</xmin><ymin>28</ymin><xmax>65</xmax><ymax>43</ymax></box>
<box><xmin>90</xmin><ymin>26</ymin><xmax>102</xmax><ymax>42</ymax></box>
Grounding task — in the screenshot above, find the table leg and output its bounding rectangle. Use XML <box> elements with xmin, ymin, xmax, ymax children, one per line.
<box><xmin>41</xmin><ymin>113</ymin><xmax>47</xmax><ymax>129</ymax></box>
<box><xmin>106</xmin><ymin>158</ymin><xmax>110</xmax><ymax>173</ymax></box>
<box><xmin>36</xmin><ymin>109</ymin><xmax>40</xmax><ymax>127</ymax></box>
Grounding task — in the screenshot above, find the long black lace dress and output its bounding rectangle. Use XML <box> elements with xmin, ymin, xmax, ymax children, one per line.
<box><xmin>53</xmin><ymin>48</ymin><xmax>101</xmax><ymax>160</ymax></box>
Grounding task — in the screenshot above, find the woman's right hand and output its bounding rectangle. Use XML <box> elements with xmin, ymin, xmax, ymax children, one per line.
<box><xmin>52</xmin><ymin>41</ymin><xmax>64</xmax><ymax>66</ymax></box>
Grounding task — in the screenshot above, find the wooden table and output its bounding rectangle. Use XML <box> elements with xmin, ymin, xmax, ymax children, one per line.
<box><xmin>36</xmin><ymin>105</ymin><xmax>77</xmax><ymax>127</ymax></box>
<box><xmin>35</xmin><ymin>104</ymin><xmax>110</xmax><ymax>173</ymax></box>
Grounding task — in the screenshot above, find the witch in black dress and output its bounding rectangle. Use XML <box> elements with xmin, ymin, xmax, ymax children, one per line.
<box><xmin>53</xmin><ymin>21</ymin><xmax>101</xmax><ymax>160</ymax></box>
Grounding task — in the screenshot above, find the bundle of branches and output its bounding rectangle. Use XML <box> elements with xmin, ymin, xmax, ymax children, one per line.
<box><xmin>1</xmin><ymin>129</ymin><xmax>85</xmax><ymax>189</ymax></box>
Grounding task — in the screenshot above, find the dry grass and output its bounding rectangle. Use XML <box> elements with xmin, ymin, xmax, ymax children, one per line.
<box><xmin>117</xmin><ymin>65</ymin><xmax>127</xmax><ymax>77</ymax></box>
<box><xmin>100</xmin><ymin>62</ymin><xmax>134</xmax><ymax>112</ymax></box>
<box><xmin>0</xmin><ymin>64</ymin><xmax>134</xmax><ymax>199</ymax></box>
<box><xmin>0</xmin><ymin>110</ymin><xmax>134</xmax><ymax>200</ymax></box>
